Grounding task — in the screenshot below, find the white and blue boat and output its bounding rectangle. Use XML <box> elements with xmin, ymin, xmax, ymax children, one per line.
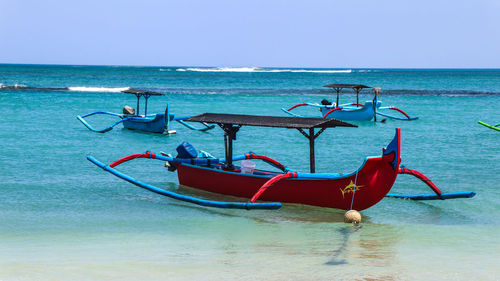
<box><xmin>77</xmin><ymin>89</ymin><xmax>214</xmax><ymax>134</ymax></box>
<box><xmin>282</xmin><ymin>84</ymin><xmax>418</xmax><ymax>121</ymax></box>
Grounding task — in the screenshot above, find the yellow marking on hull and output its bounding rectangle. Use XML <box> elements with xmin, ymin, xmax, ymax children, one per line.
<box><xmin>340</xmin><ymin>180</ymin><xmax>364</xmax><ymax>198</ymax></box>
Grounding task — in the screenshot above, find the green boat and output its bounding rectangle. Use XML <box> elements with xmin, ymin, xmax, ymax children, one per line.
<box><xmin>478</xmin><ymin>121</ymin><xmax>500</xmax><ymax>132</ymax></box>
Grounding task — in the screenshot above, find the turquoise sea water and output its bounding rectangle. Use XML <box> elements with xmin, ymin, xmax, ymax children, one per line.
<box><xmin>1</xmin><ymin>64</ymin><xmax>499</xmax><ymax>280</ymax></box>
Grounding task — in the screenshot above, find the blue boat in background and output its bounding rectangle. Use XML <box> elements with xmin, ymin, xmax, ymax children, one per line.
<box><xmin>282</xmin><ymin>84</ymin><xmax>418</xmax><ymax>122</ymax></box>
<box><xmin>77</xmin><ymin>89</ymin><xmax>214</xmax><ymax>134</ymax></box>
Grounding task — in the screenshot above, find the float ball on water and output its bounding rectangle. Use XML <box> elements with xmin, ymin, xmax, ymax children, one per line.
<box><xmin>344</xmin><ymin>210</ymin><xmax>362</xmax><ymax>223</ymax></box>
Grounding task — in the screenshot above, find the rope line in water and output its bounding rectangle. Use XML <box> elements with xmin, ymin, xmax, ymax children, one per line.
<box><xmin>350</xmin><ymin>171</ymin><xmax>359</xmax><ymax>210</ymax></box>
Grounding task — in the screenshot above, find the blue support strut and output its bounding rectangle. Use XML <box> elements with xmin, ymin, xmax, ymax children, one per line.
<box><xmin>385</xmin><ymin>192</ymin><xmax>476</xmax><ymax>200</ymax></box>
<box><xmin>76</xmin><ymin>111</ymin><xmax>130</xmax><ymax>133</ymax></box>
<box><xmin>376</xmin><ymin>111</ymin><xmax>419</xmax><ymax>121</ymax></box>
<box><xmin>87</xmin><ymin>156</ymin><xmax>282</xmax><ymax>210</ymax></box>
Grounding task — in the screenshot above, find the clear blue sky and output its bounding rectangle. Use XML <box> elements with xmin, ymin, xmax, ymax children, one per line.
<box><xmin>1</xmin><ymin>0</ymin><xmax>499</xmax><ymax>68</ymax></box>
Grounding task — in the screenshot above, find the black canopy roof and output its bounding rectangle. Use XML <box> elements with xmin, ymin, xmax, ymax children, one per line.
<box><xmin>184</xmin><ymin>113</ymin><xmax>357</xmax><ymax>129</ymax></box>
<box><xmin>323</xmin><ymin>84</ymin><xmax>371</xmax><ymax>89</ymax></box>
<box><xmin>122</xmin><ymin>88</ymin><xmax>164</xmax><ymax>96</ymax></box>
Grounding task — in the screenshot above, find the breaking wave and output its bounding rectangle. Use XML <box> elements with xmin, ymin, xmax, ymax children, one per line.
<box><xmin>177</xmin><ymin>67</ymin><xmax>259</xmax><ymax>72</ymax></box>
<box><xmin>268</xmin><ymin>69</ymin><xmax>352</xmax><ymax>73</ymax></box>
<box><xmin>174</xmin><ymin>67</ymin><xmax>352</xmax><ymax>73</ymax></box>
<box><xmin>0</xmin><ymin>84</ymin><xmax>131</xmax><ymax>93</ymax></box>
<box><xmin>0</xmin><ymin>83</ymin><xmax>29</xmax><ymax>90</ymax></box>
<box><xmin>0</xmin><ymin>83</ymin><xmax>66</xmax><ymax>91</ymax></box>
<box><xmin>67</xmin><ymin>86</ymin><xmax>131</xmax><ymax>93</ymax></box>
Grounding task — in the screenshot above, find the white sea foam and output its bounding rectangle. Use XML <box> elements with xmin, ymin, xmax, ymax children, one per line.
<box><xmin>175</xmin><ymin>67</ymin><xmax>352</xmax><ymax>73</ymax></box>
<box><xmin>180</xmin><ymin>67</ymin><xmax>259</xmax><ymax>72</ymax></box>
<box><xmin>269</xmin><ymin>69</ymin><xmax>352</xmax><ymax>73</ymax></box>
<box><xmin>0</xmin><ymin>83</ymin><xmax>28</xmax><ymax>89</ymax></box>
<box><xmin>67</xmin><ymin>86</ymin><xmax>130</xmax><ymax>93</ymax></box>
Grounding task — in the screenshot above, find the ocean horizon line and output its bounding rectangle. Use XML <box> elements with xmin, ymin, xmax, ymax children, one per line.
<box><xmin>1</xmin><ymin>62</ymin><xmax>500</xmax><ymax>71</ymax></box>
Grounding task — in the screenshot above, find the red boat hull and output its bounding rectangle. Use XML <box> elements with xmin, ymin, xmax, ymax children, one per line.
<box><xmin>176</xmin><ymin>153</ymin><xmax>398</xmax><ymax>210</ymax></box>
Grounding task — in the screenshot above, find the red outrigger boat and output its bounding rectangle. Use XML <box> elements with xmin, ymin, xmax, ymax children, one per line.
<box><xmin>88</xmin><ymin>113</ymin><xmax>475</xmax><ymax>211</ymax></box>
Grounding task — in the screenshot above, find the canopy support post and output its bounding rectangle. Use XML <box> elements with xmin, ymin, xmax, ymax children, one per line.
<box><xmin>309</xmin><ymin>128</ymin><xmax>315</xmax><ymax>173</ymax></box>
<box><xmin>218</xmin><ymin>123</ymin><xmax>241</xmax><ymax>170</ymax></box>
<box><xmin>144</xmin><ymin>94</ymin><xmax>151</xmax><ymax>116</ymax></box>
<box><xmin>135</xmin><ymin>94</ymin><xmax>141</xmax><ymax>116</ymax></box>
<box><xmin>373</xmin><ymin>88</ymin><xmax>379</xmax><ymax>122</ymax></box>
<box><xmin>335</xmin><ymin>88</ymin><xmax>340</xmax><ymax>108</ymax></box>
<box><xmin>297</xmin><ymin>127</ymin><xmax>326</xmax><ymax>173</ymax></box>
<box><xmin>355</xmin><ymin>88</ymin><xmax>360</xmax><ymax>107</ymax></box>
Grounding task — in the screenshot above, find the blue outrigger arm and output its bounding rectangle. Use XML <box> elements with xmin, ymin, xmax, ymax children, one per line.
<box><xmin>76</xmin><ymin>111</ymin><xmax>129</xmax><ymax>133</ymax></box>
<box><xmin>174</xmin><ymin>119</ymin><xmax>215</xmax><ymax>131</ymax></box>
<box><xmin>87</xmin><ymin>155</ymin><xmax>282</xmax><ymax>210</ymax></box>
<box><xmin>376</xmin><ymin>111</ymin><xmax>419</xmax><ymax>121</ymax></box>
<box><xmin>385</xmin><ymin>192</ymin><xmax>476</xmax><ymax>200</ymax></box>
<box><xmin>376</xmin><ymin>106</ymin><xmax>418</xmax><ymax>121</ymax></box>
<box><xmin>164</xmin><ymin>104</ymin><xmax>215</xmax><ymax>132</ymax></box>
<box><xmin>281</xmin><ymin>108</ymin><xmax>305</xmax><ymax>117</ymax></box>
<box><xmin>165</xmin><ymin>103</ymin><xmax>214</xmax><ymax>132</ymax></box>
<box><xmin>384</xmin><ymin>165</ymin><xmax>476</xmax><ymax>200</ymax></box>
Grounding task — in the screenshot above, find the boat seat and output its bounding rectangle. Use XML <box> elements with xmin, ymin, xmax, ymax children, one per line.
<box><xmin>176</xmin><ymin>142</ymin><xmax>198</xmax><ymax>159</ymax></box>
<box><xmin>123</xmin><ymin>105</ymin><xmax>135</xmax><ymax>115</ymax></box>
<box><xmin>321</xmin><ymin>99</ymin><xmax>332</xmax><ymax>105</ymax></box>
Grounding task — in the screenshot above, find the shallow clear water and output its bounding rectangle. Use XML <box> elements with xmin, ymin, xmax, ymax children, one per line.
<box><xmin>1</xmin><ymin>65</ymin><xmax>499</xmax><ymax>280</ymax></box>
